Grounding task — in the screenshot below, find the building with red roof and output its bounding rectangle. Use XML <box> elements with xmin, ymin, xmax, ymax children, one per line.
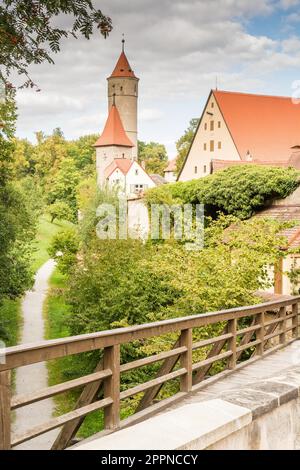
<box><xmin>178</xmin><ymin>90</ymin><xmax>300</xmax><ymax>181</ymax></box>
<box><xmin>95</xmin><ymin>40</ymin><xmax>156</xmax><ymax>196</ymax></box>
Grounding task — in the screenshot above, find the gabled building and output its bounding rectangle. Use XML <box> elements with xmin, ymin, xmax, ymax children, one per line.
<box><xmin>178</xmin><ymin>90</ymin><xmax>300</xmax><ymax>181</ymax></box>
<box><xmin>164</xmin><ymin>158</ymin><xmax>177</xmax><ymax>183</ymax></box>
<box><xmin>94</xmin><ymin>40</ymin><xmax>156</xmax><ymax>196</ymax></box>
<box><xmin>104</xmin><ymin>158</ymin><xmax>156</xmax><ymax>197</ymax></box>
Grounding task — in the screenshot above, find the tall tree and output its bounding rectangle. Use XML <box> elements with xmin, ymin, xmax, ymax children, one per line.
<box><xmin>175</xmin><ymin>118</ymin><xmax>199</xmax><ymax>175</ymax></box>
<box><xmin>138</xmin><ymin>141</ymin><xmax>168</xmax><ymax>176</ymax></box>
<box><xmin>0</xmin><ymin>0</ymin><xmax>112</xmax><ymax>88</ymax></box>
<box><xmin>0</xmin><ymin>88</ymin><xmax>36</xmax><ymax>305</ymax></box>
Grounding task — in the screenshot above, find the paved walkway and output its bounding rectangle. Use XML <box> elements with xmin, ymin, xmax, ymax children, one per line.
<box><xmin>13</xmin><ymin>259</ymin><xmax>58</xmax><ymax>450</ymax></box>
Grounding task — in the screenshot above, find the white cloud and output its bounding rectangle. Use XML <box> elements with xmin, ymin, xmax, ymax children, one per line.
<box><xmin>14</xmin><ymin>0</ymin><xmax>300</xmax><ymax>154</ymax></box>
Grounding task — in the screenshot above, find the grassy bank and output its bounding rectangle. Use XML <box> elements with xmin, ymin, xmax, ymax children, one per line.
<box><xmin>31</xmin><ymin>214</ymin><xmax>74</xmax><ymax>272</ymax></box>
<box><xmin>0</xmin><ymin>298</ymin><xmax>22</xmax><ymax>347</ymax></box>
<box><xmin>44</xmin><ymin>268</ymin><xmax>105</xmax><ymax>438</ymax></box>
<box><xmin>44</xmin><ymin>268</ymin><xmax>138</xmax><ymax>438</ymax></box>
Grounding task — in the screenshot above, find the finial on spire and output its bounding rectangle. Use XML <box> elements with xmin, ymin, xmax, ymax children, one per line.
<box><xmin>122</xmin><ymin>34</ymin><xmax>125</xmax><ymax>52</ymax></box>
<box><xmin>215</xmin><ymin>76</ymin><xmax>218</xmax><ymax>91</ymax></box>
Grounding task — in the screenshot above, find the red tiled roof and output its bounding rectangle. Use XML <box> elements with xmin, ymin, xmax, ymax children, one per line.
<box><xmin>255</xmin><ymin>204</ymin><xmax>300</xmax><ymax>248</ymax></box>
<box><xmin>94</xmin><ymin>105</ymin><xmax>134</xmax><ymax>148</ymax></box>
<box><xmin>213</xmin><ymin>90</ymin><xmax>300</xmax><ymax>162</ymax></box>
<box><xmin>164</xmin><ymin>158</ymin><xmax>177</xmax><ymax>172</ymax></box>
<box><xmin>109</xmin><ymin>51</ymin><xmax>137</xmax><ymax>78</ymax></box>
<box><xmin>104</xmin><ymin>158</ymin><xmax>134</xmax><ymax>179</ymax></box>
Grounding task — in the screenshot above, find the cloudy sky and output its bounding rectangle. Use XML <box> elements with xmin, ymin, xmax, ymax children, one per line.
<box><xmin>15</xmin><ymin>0</ymin><xmax>300</xmax><ymax>157</ymax></box>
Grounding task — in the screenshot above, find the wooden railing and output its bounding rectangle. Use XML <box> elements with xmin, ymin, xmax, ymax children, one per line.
<box><xmin>0</xmin><ymin>296</ymin><xmax>299</xmax><ymax>450</ymax></box>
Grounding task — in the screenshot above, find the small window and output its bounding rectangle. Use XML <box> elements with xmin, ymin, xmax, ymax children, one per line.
<box><xmin>194</xmin><ymin>166</ymin><xmax>198</xmax><ymax>174</ymax></box>
<box><xmin>135</xmin><ymin>169</ymin><xmax>138</xmax><ymax>175</ymax></box>
<box><xmin>203</xmin><ymin>143</ymin><xmax>207</xmax><ymax>150</ymax></box>
<box><xmin>210</xmin><ymin>140</ymin><xmax>214</xmax><ymax>152</ymax></box>
<box><xmin>211</xmin><ymin>102</ymin><xmax>214</xmax><ymax>108</ymax></box>
<box><xmin>204</xmin><ymin>123</ymin><xmax>207</xmax><ymax>130</ymax></box>
<box><xmin>218</xmin><ymin>121</ymin><xmax>221</xmax><ymax>128</ymax></box>
<box><xmin>218</xmin><ymin>141</ymin><xmax>221</xmax><ymax>149</ymax></box>
<box><xmin>204</xmin><ymin>165</ymin><xmax>207</xmax><ymax>173</ymax></box>
<box><xmin>120</xmin><ymin>86</ymin><xmax>123</xmax><ymax>92</ymax></box>
<box><xmin>210</xmin><ymin>121</ymin><xmax>214</xmax><ymax>131</ymax></box>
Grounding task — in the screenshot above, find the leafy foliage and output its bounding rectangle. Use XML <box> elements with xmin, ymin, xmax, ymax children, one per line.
<box><xmin>47</xmin><ymin>201</ymin><xmax>74</xmax><ymax>224</ymax></box>
<box><xmin>145</xmin><ymin>165</ymin><xmax>300</xmax><ymax>219</ymax></box>
<box><xmin>138</xmin><ymin>141</ymin><xmax>168</xmax><ymax>176</ymax></box>
<box><xmin>175</xmin><ymin>118</ymin><xmax>199</xmax><ymax>175</ymax></box>
<box><xmin>0</xmin><ymin>0</ymin><xmax>112</xmax><ymax>88</ymax></box>
<box><xmin>48</xmin><ymin>228</ymin><xmax>80</xmax><ymax>274</ymax></box>
<box><xmin>0</xmin><ymin>89</ymin><xmax>36</xmax><ymax>314</ymax></box>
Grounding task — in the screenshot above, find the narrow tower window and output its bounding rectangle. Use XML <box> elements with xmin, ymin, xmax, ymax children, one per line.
<box><xmin>210</xmin><ymin>121</ymin><xmax>214</xmax><ymax>131</ymax></box>
<box><xmin>210</xmin><ymin>140</ymin><xmax>214</xmax><ymax>152</ymax></box>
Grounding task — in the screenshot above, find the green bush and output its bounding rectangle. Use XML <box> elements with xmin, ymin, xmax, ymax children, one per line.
<box><xmin>48</xmin><ymin>201</ymin><xmax>74</xmax><ymax>223</ymax></box>
<box><xmin>48</xmin><ymin>228</ymin><xmax>80</xmax><ymax>274</ymax></box>
<box><xmin>145</xmin><ymin>165</ymin><xmax>300</xmax><ymax>219</ymax></box>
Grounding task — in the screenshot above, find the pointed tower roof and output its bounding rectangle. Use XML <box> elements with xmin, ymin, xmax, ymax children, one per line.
<box><xmin>109</xmin><ymin>39</ymin><xmax>137</xmax><ymax>78</ymax></box>
<box><xmin>94</xmin><ymin>104</ymin><xmax>134</xmax><ymax>148</ymax></box>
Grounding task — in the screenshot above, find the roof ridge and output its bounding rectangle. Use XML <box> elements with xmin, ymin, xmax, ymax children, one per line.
<box><xmin>213</xmin><ymin>89</ymin><xmax>293</xmax><ymax>100</ymax></box>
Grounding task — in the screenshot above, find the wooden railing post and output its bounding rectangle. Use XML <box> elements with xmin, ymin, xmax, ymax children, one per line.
<box><xmin>228</xmin><ymin>318</ymin><xmax>237</xmax><ymax>369</ymax></box>
<box><xmin>103</xmin><ymin>345</ymin><xmax>120</xmax><ymax>430</ymax></box>
<box><xmin>292</xmin><ymin>303</ymin><xmax>298</xmax><ymax>338</ymax></box>
<box><xmin>279</xmin><ymin>306</ymin><xmax>287</xmax><ymax>345</ymax></box>
<box><xmin>256</xmin><ymin>311</ymin><xmax>265</xmax><ymax>355</ymax></box>
<box><xmin>0</xmin><ymin>370</ymin><xmax>11</xmax><ymax>450</ymax></box>
<box><xmin>180</xmin><ymin>328</ymin><xmax>192</xmax><ymax>392</ymax></box>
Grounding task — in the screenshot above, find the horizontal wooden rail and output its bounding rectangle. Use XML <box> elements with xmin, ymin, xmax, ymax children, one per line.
<box><xmin>120</xmin><ymin>347</ymin><xmax>187</xmax><ymax>373</ymax></box>
<box><xmin>0</xmin><ymin>296</ymin><xmax>299</xmax><ymax>450</ymax></box>
<box><xmin>236</xmin><ymin>339</ymin><xmax>261</xmax><ymax>353</ymax></box>
<box><xmin>120</xmin><ymin>368</ymin><xmax>187</xmax><ymax>400</ymax></box>
<box><xmin>192</xmin><ymin>350</ymin><xmax>233</xmax><ymax>371</ymax></box>
<box><xmin>11</xmin><ymin>369</ymin><xmax>112</xmax><ymax>410</ymax></box>
<box><xmin>192</xmin><ymin>333</ymin><xmax>233</xmax><ymax>350</ymax></box>
<box><xmin>236</xmin><ymin>324</ymin><xmax>261</xmax><ymax>336</ymax></box>
<box><xmin>2</xmin><ymin>297</ymin><xmax>299</xmax><ymax>372</ymax></box>
<box><xmin>11</xmin><ymin>397</ymin><xmax>113</xmax><ymax>448</ymax></box>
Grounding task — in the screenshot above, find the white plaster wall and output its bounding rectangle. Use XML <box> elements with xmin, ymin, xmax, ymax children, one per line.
<box><xmin>96</xmin><ymin>146</ymin><xmax>132</xmax><ymax>185</ymax></box>
<box><xmin>127</xmin><ymin>198</ymin><xmax>149</xmax><ymax>240</ymax></box>
<box><xmin>164</xmin><ymin>170</ymin><xmax>177</xmax><ymax>183</ymax></box>
<box><xmin>125</xmin><ymin>161</ymin><xmax>156</xmax><ymax>197</ymax></box>
<box><xmin>179</xmin><ymin>93</ymin><xmax>241</xmax><ymax>182</ymax></box>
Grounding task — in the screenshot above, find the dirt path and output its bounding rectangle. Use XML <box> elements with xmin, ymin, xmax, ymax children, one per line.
<box><xmin>13</xmin><ymin>259</ymin><xmax>59</xmax><ymax>450</ymax></box>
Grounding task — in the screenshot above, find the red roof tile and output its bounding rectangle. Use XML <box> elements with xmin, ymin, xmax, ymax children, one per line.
<box><xmin>94</xmin><ymin>105</ymin><xmax>134</xmax><ymax>148</ymax></box>
<box><xmin>104</xmin><ymin>158</ymin><xmax>133</xmax><ymax>179</ymax></box>
<box><xmin>109</xmin><ymin>51</ymin><xmax>137</xmax><ymax>78</ymax></box>
<box><xmin>213</xmin><ymin>90</ymin><xmax>300</xmax><ymax>162</ymax></box>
